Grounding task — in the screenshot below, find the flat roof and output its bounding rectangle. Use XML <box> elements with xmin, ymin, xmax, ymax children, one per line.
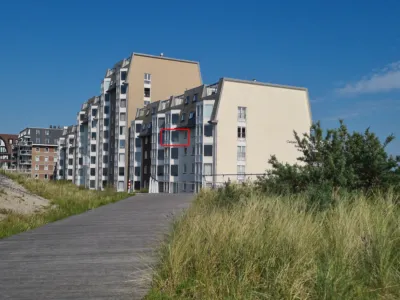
<box><xmin>222</xmin><ymin>78</ymin><xmax>308</xmax><ymax>91</ymax></box>
<box><xmin>132</xmin><ymin>52</ymin><xmax>200</xmax><ymax>65</ymax></box>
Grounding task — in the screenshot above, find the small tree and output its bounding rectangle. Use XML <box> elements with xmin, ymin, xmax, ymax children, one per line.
<box><xmin>257</xmin><ymin>120</ymin><xmax>400</xmax><ymax>195</ymax></box>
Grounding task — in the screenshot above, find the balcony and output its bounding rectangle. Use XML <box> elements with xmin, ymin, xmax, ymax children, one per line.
<box><xmin>20</xmin><ymin>160</ymin><xmax>32</xmax><ymax>165</ymax></box>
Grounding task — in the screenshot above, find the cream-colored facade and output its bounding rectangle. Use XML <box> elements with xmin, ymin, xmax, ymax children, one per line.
<box><xmin>211</xmin><ymin>78</ymin><xmax>312</xmax><ymax>183</ymax></box>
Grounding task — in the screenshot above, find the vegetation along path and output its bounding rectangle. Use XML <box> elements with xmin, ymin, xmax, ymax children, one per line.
<box><xmin>0</xmin><ymin>193</ymin><xmax>192</xmax><ymax>300</ymax></box>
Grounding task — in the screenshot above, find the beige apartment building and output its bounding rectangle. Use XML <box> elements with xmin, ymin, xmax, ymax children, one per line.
<box><xmin>129</xmin><ymin>78</ymin><xmax>312</xmax><ymax>193</ymax></box>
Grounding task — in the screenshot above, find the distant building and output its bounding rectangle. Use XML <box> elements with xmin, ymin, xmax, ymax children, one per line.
<box><xmin>14</xmin><ymin>127</ymin><xmax>63</xmax><ymax>179</ymax></box>
<box><xmin>130</xmin><ymin>78</ymin><xmax>312</xmax><ymax>193</ymax></box>
<box><xmin>0</xmin><ymin>133</ymin><xmax>18</xmax><ymax>170</ymax></box>
<box><xmin>56</xmin><ymin>125</ymin><xmax>77</xmax><ymax>181</ymax></box>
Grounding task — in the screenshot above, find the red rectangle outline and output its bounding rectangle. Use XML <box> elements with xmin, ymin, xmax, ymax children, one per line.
<box><xmin>160</xmin><ymin>128</ymin><xmax>190</xmax><ymax>147</ymax></box>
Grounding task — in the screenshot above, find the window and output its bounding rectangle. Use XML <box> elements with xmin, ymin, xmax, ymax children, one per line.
<box><xmin>204</xmin><ymin>163</ymin><xmax>212</xmax><ymax>175</ymax></box>
<box><xmin>120</xmin><ymin>126</ymin><xmax>125</xmax><ymax>135</ymax></box>
<box><xmin>237</xmin><ymin>165</ymin><xmax>245</xmax><ymax>181</ymax></box>
<box><xmin>91</xmin><ymin>145</ymin><xmax>96</xmax><ymax>152</ymax></box>
<box><xmin>54</xmin><ymin>139</ymin><xmax>58</xmax><ymax>145</ymax></box>
<box><xmin>135</xmin><ymin>124</ymin><xmax>142</xmax><ymax>132</ymax></box>
<box><xmin>104</xmin><ymin>106</ymin><xmax>110</xmax><ymax>114</ymax></box>
<box><xmin>184</xmin><ymin>147</ymin><xmax>187</xmax><ymax>155</ymax></box>
<box><xmin>36</xmin><ymin>147</ymin><xmax>39</xmax><ymax>152</ymax></box>
<box><xmin>45</xmin><ymin>138</ymin><xmax>50</xmax><ymax>144</ymax></box>
<box><xmin>103</xmin><ymin>143</ymin><xmax>108</xmax><ymax>151</ymax></box>
<box><xmin>157</xmin><ymin>166</ymin><xmax>163</xmax><ymax>176</ymax></box>
<box><xmin>152</xmin><ymin>107</ymin><xmax>156</xmax><ymax>115</ymax></box>
<box><xmin>189</xmin><ymin>112</ymin><xmax>195</xmax><ymax>119</ymax></box>
<box><xmin>68</xmin><ymin>169</ymin><xmax>73</xmax><ymax>176</ymax></box>
<box><xmin>120</xmin><ymin>140</ymin><xmax>125</xmax><ymax>148</ymax></box>
<box><xmin>119</xmin><ymin>167</ymin><xmax>124</xmax><ymax>176</ymax></box>
<box><xmin>171</xmin><ymin>165</ymin><xmax>178</xmax><ymax>176</ymax></box>
<box><xmin>119</xmin><ymin>153</ymin><xmax>125</xmax><ymax>162</ymax></box>
<box><xmin>120</xmin><ymin>113</ymin><xmax>126</xmax><ymax>121</ymax></box>
<box><xmin>44</xmin><ymin>130</ymin><xmax>49</xmax><ymax>135</ymax></box>
<box><xmin>134</xmin><ymin>167</ymin><xmax>140</xmax><ymax>176</ymax></box>
<box><xmin>91</xmin><ymin>132</ymin><xmax>96</xmax><ymax>140</ymax></box>
<box><xmin>90</xmin><ymin>180</ymin><xmax>95</xmax><ymax>188</ymax></box>
<box><xmin>147</xmin><ymin>123</ymin><xmax>152</xmax><ymax>129</ymax></box>
<box><xmin>36</xmin><ymin>138</ymin><xmax>40</xmax><ymax>143</ymax></box>
<box><xmin>193</xmin><ymin>94</ymin><xmax>198</xmax><ymax>102</ymax></box>
<box><xmin>44</xmin><ymin>165</ymin><xmax>48</xmax><ymax>171</ymax></box>
<box><xmin>191</xmin><ymin>163</ymin><xmax>195</xmax><ymax>173</ymax></box>
<box><xmin>145</xmin><ymin>137</ymin><xmax>148</xmax><ymax>144</ymax></box>
<box><xmin>35</xmin><ymin>165</ymin><xmax>39</xmax><ymax>170</ymax></box>
<box><xmin>121</xmin><ymin>71</ymin><xmax>127</xmax><ymax>81</ymax></box>
<box><xmin>144</xmin><ymin>151</ymin><xmax>148</xmax><ymax>159</ymax></box>
<box><xmin>204</xmin><ymin>124</ymin><xmax>213</xmax><ymax>137</ymax></box>
<box><xmin>121</xmin><ymin>85</ymin><xmax>127</xmax><ymax>94</ymax></box>
<box><xmin>120</xmin><ymin>99</ymin><xmax>126</xmax><ymax>108</ymax></box>
<box><xmin>144</xmin><ymin>166</ymin><xmax>147</xmax><ymax>174</ymax></box>
<box><xmin>172</xmin><ymin>114</ymin><xmax>179</xmax><ymax>124</ymax></box>
<box><xmin>238</xmin><ymin>107</ymin><xmax>247</xmax><ymax>120</ymax></box>
<box><xmin>204</xmin><ymin>104</ymin><xmax>213</xmax><ymax>118</ymax></box>
<box><xmin>104</xmin><ymin>118</ymin><xmax>110</xmax><ymax>126</ymax></box>
<box><xmin>237</xmin><ymin>146</ymin><xmax>246</xmax><ymax>160</ymax></box>
<box><xmin>171</xmin><ymin>148</ymin><xmax>178</xmax><ymax>159</ymax></box>
<box><xmin>144</xmin><ymin>73</ymin><xmax>151</xmax><ymax>84</ymax></box>
<box><xmin>204</xmin><ymin>145</ymin><xmax>213</xmax><ymax>156</ymax></box>
<box><xmin>192</xmin><ymin>146</ymin><xmax>195</xmax><ymax>156</ymax></box>
<box><xmin>157</xmin><ymin>150</ymin><xmax>164</xmax><ymax>160</ymax></box>
<box><xmin>35</xmin><ymin>156</ymin><xmax>40</xmax><ymax>162</ymax></box>
<box><xmin>183</xmin><ymin>164</ymin><xmax>187</xmax><ymax>173</ymax></box>
<box><xmin>238</xmin><ymin>127</ymin><xmax>246</xmax><ymax>139</ymax></box>
<box><xmin>181</xmin><ymin>113</ymin><xmax>186</xmax><ymax>122</ymax></box>
<box><xmin>185</xmin><ymin>96</ymin><xmax>190</xmax><ymax>104</ymax></box>
<box><xmin>105</xmin><ymin>94</ymin><xmax>110</xmax><ymax>102</ymax></box>
<box><xmin>103</xmin><ymin>155</ymin><xmax>108</xmax><ymax>164</ymax></box>
<box><xmin>44</xmin><ymin>156</ymin><xmax>49</xmax><ymax>162</ymax></box>
<box><xmin>36</xmin><ymin>130</ymin><xmax>40</xmax><ymax>135</ymax></box>
<box><xmin>91</xmin><ymin>156</ymin><xmax>96</xmax><ymax>164</ymax></box>
<box><xmin>44</xmin><ymin>174</ymin><xmax>48</xmax><ymax>179</ymax></box>
<box><xmin>144</xmin><ymin>100</ymin><xmax>150</xmax><ymax>106</ymax></box>
<box><xmin>79</xmin><ymin>158</ymin><xmax>83</xmax><ymax>165</ymax></box>
<box><xmin>144</xmin><ymin>88</ymin><xmax>151</xmax><ymax>97</ymax></box>
<box><xmin>135</xmin><ymin>138</ymin><xmax>141</xmax><ymax>148</ymax></box>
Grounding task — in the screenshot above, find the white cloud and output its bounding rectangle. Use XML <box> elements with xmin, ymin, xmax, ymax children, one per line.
<box><xmin>337</xmin><ymin>61</ymin><xmax>400</xmax><ymax>95</ymax></box>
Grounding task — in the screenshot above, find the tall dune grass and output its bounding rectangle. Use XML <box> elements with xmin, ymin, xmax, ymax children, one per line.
<box><xmin>146</xmin><ymin>188</ymin><xmax>400</xmax><ymax>299</ymax></box>
<box><xmin>0</xmin><ymin>173</ymin><xmax>131</xmax><ymax>239</ymax></box>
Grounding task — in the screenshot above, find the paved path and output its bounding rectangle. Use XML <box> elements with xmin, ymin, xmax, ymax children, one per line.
<box><xmin>0</xmin><ymin>193</ymin><xmax>193</xmax><ymax>300</ymax></box>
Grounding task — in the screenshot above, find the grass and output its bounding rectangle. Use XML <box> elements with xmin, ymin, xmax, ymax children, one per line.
<box><xmin>0</xmin><ymin>172</ymin><xmax>132</xmax><ymax>239</ymax></box>
<box><xmin>146</xmin><ymin>186</ymin><xmax>400</xmax><ymax>299</ymax></box>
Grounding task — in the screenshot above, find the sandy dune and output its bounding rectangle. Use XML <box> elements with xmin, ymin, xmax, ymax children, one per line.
<box><xmin>0</xmin><ymin>174</ymin><xmax>50</xmax><ymax>220</ymax></box>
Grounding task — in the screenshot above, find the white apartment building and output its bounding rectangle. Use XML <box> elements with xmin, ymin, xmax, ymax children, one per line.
<box><xmin>56</xmin><ymin>125</ymin><xmax>77</xmax><ymax>181</ymax></box>
<box><xmin>129</xmin><ymin>78</ymin><xmax>312</xmax><ymax>193</ymax></box>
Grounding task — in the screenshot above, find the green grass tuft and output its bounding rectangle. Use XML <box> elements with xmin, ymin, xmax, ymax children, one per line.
<box><xmin>146</xmin><ymin>188</ymin><xmax>400</xmax><ymax>299</ymax></box>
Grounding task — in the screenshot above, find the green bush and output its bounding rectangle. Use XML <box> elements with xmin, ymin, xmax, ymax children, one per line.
<box><xmin>256</xmin><ymin>121</ymin><xmax>400</xmax><ymax>207</ymax></box>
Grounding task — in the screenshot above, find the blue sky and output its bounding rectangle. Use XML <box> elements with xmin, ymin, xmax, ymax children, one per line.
<box><xmin>0</xmin><ymin>0</ymin><xmax>399</xmax><ymax>155</ymax></box>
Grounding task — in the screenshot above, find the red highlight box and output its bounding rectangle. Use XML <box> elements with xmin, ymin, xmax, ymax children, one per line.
<box><xmin>160</xmin><ymin>128</ymin><xmax>190</xmax><ymax>147</ymax></box>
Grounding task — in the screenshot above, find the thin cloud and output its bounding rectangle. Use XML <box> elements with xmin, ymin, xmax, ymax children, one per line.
<box><xmin>337</xmin><ymin>61</ymin><xmax>400</xmax><ymax>96</ymax></box>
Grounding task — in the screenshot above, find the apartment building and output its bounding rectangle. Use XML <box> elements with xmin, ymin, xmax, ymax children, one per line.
<box><xmin>0</xmin><ymin>134</ymin><xmax>17</xmax><ymax>170</ymax></box>
<box><xmin>129</xmin><ymin>78</ymin><xmax>312</xmax><ymax>193</ymax></box>
<box><xmin>14</xmin><ymin>127</ymin><xmax>63</xmax><ymax>179</ymax></box>
<box><xmin>56</xmin><ymin>125</ymin><xmax>77</xmax><ymax>181</ymax></box>
<box><xmin>62</xmin><ymin>52</ymin><xmax>202</xmax><ymax>191</ymax></box>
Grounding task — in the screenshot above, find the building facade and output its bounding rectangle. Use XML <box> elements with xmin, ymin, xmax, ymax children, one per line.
<box><xmin>14</xmin><ymin>127</ymin><xmax>63</xmax><ymax>179</ymax></box>
<box><xmin>0</xmin><ymin>134</ymin><xmax>17</xmax><ymax>170</ymax></box>
<box><xmin>129</xmin><ymin>78</ymin><xmax>312</xmax><ymax>193</ymax></box>
<box><xmin>56</xmin><ymin>125</ymin><xmax>77</xmax><ymax>181</ymax></box>
<box><xmin>62</xmin><ymin>52</ymin><xmax>202</xmax><ymax>191</ymax></box>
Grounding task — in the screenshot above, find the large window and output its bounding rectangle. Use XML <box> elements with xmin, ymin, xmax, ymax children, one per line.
<box><xmin>171</xmin><ymin>165</ymin><xmax>178</xmax><ymax>176</ymax></box>
<box><xmin>119</xmin><ymin>167</ymin><xmax>124</xmax><ymax>176</ymax></box>
<box><xmin>237</xmin><ymin>146</ymin><xmax>246</xmax><ymax>160</ymax></box>
<box><xmin>204</xmin><ymin>104</ymin><xmax>213</xmax><ymax>118</ymax></box>
<box><xmin>237</xmin><ymin>127</ymin><xmax>246</xmax><ymax>139</ymax></box>
<box><xmin>144</xmin><ymin>73</ymin><xmax>151</xmax><ymax>84</ymax></box>
<box><xmin>204</xmin><ymin>145</ymin><xmax>213</xmax><ymax>156</ymax></box>
<box><xmin>104</xmin><ymin>106</ymin><xmax>110</xmax><ymax>114</ymax></box>
<box><xmin>104</xmin><ymin>118</ymin><xmax>110</xmax><ymax>126</ymax></box>
<box><xmin>90</xmin><ymin>168</ymin><xmax>95</xmax><ymax>176</ymax></box>
<box><xmin>171</xmin><ymin>148</ymin><xmax>179</xmax><ymax>159</ymax></box>
<box><xmin>121</xmin><ymin>71</ymin><xmax>127</xmax><ymax>81</ymax></box>
<box><xmin>144</xmin><ymin>87</ymin><xmax>151</xmax><ymax>97</ymax></box>
<box><xmin>238</xmin><ymin>107</ymin><xmax>247</xmax><ymax>120</ymax></box>
<box><xmin>121</xmin><ymin>85</ymin><xmax>127</xmax><ymax>94</ymax></box>
<box><xmin>172</xmin><ymin>114</ymin><xmax>179</xmax><ymax>124</ymax></box>
<box><xmin>204</xmin><ymin>124</ymin><xmax>213</xmax><ymax>137</ymax></box>
<box><xmin>204</xmin><ymin>163</ymin><xmax>212</xmax><ymax>175</ymax></box>
<box><xmin>91</xmin><ymin>156</ymin><xmax>96</xmax><ymax>164</ymax></box>
<box><xmin>157</xmin><ymin>166</ymin><xmax>164</xmax><ymax>176</ymax></box>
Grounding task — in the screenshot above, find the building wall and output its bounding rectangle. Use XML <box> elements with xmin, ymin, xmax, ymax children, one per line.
<box><xmin>31</xmin><ymin>146</ymin><xmax>58</xmax><ymax>179</ymax></box>
<box><xmin>214</xmin><ymin>80</ymin><xmax>312</xmax><ymax>183</ymax></box>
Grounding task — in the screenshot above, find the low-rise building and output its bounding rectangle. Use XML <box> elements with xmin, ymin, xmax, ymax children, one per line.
<box><xmin>14</xmin><ymin>127</ymin><xmax>63</xmax><ymax>179</ymax></box>
<box><xmin>0</xmin><ymin>134</ymin><xmax>18</xmax><ymax>170</ymax></box>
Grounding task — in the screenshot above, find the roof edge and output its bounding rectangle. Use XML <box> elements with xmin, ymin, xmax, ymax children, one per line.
<box><xmin>222</xmin><ymin>78</ymin><xmax>308</xmax><ymax>91</ymax></box>
<box><xmin>132</xmin><ymin>52</ymin><xmax>200</xmax><ymax>65</ymax></box>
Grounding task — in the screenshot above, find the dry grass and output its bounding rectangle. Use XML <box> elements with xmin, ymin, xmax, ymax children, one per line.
<box><xmin>0</xmin><ymin>172</ymin><xmax>131</xmax><ymax>239</ymax></box>
<box><xmin>146</xmin><ymin>189</ymin><xmax>400</xmax><ymax>299</ymax></box>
